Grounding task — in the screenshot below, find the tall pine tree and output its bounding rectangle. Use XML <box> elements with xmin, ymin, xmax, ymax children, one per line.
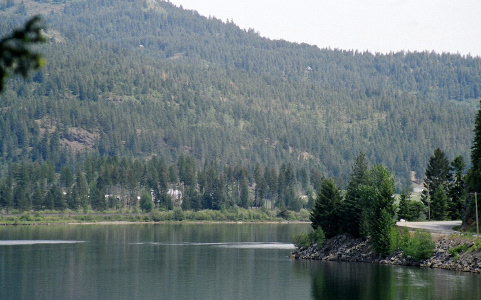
<box><xmin>449</xmin><ymin>156</ymin><xmax>466</xmax><ymax>220</ymax></box>
<box><xmin>310</xmin><ymin>178</ymin><xmax>342</xmax><ymax>238</ymax></box>
<box><xmin>423</xmin><ymin>148</ymin><xmax>451</xmax><ymax>212</ymax></box>
<box><xmin>341</xmin><ymin>152</ymin><xmax>369</xmax><ymax>237</ymax></box>
<box><xmin>468</xmin><ymin>100</ymin><xmax>481</xmax><ymax>193</ymax></box>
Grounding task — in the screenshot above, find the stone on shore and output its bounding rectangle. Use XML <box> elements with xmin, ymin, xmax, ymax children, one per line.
<box><xmin>291</xmin><ymin>234</ymin><xmax>481</xmax><ymax>273</ymax></box>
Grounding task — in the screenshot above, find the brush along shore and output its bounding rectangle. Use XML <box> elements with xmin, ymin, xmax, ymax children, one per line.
<box><xmin>291</xmin><ymin>231</ymin><xmax>481</xmax><ymax>273</ymax></box>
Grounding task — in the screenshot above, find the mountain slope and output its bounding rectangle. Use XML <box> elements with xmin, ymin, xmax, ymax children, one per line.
<box><xmin>0</xmin><ymin>0</ymin><xmax>479</xmax><ymax>188</ymax></box>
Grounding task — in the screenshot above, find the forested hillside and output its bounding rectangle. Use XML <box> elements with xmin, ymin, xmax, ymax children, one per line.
<box><xmin>0</xmin><ymin>0</ymin><xmax>479</xmax><ymax>195</ymax></box>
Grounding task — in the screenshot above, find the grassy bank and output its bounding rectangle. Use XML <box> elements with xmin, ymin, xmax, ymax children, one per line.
<box><xmin>0</xmin><ymin>208</ymin><xmax>311</xmax><ymax>225</ymax></box>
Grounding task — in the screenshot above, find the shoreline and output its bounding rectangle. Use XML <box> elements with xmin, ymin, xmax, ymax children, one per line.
<box><xmin>67</xmin><ymin>220</ymin><xmax>310</xmax><ymax>225</ymax></box>
<box><xmin>0</xmin><ymin>209</ymin><xmax>311</xmax><ymax>225</ymax></box>
<box><xmin>291</xmin><ymin>233</ymin><xmax>481</xmax><ymax>274</ymax></box>
<box><xmin>0</xmin><ymin>218</ymin><xmax>311</xmax><ymax>226</ymax></box>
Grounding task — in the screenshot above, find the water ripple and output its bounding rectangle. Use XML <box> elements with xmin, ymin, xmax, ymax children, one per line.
<box><xmin>0</xmin><ymin>240</ymin><xmax>85</xmax><ymax>245</ymax></box>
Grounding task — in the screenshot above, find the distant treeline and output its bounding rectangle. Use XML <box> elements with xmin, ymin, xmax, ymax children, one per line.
<box><xmin>0</xmin><ymin>153</ymin><xmax>323</xmax><ymax>212</ymax></box>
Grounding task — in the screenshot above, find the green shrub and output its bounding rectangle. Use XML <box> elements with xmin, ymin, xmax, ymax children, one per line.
<box><xmin>309</xmin><ymin>227</ymin><xmax>326</xmax><ymax>247</ymax></box>
<box><xmin>277</xmin><ymin>207</ymin><xmax>291</xmax><ymax>219</ymax></box>
<box><xmin>390</xmin><ymin>226</ymin><xmax>402</xmax><ymax>253</ymax></box>
<box><xmin>399</xmin><ymin>227</ymin><xmax>411</xmax><ymax>251</ymax></box>
<box><xmin>173</xmin><ymin>208</ymin><xmax>184</xmax><ymax>221</ymax></box>
<box><xmin>401</xmin><ymin>229</ymin><xmax>435</xmax><ymax>261</ymax></box>
<box><xmin>448</xmin><ymin>244</ymin><xmax>469</xmax><ymax>257</ymax></box>
<box><xmin>292</xmin><ymin>227</ymin><xmax>326</xmax><ymax>249</ymax></box>
<box><xmin>292</xmin><ymin>232</ymin><xmax>311</xmax><ymax>249</ymax></box>
<box><xmin>19</xmin><ymin>214</ymin><xmax>32</xmax><ymax>222</ymax></box>
<box><xmin>140</xmin><ymin>192</ymin><xmax>154</xmax><ymax>213</ymax></box>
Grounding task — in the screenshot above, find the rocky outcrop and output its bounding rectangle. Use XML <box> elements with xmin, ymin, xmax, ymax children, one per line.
<box><xmin>291</xmin><ymin>234</ymin><xmax>481</xmax><ymax>273</ymax></box>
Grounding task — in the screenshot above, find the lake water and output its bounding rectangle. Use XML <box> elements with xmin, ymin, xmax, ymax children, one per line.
<box><xmin>0</xmin><ymin>223</ymin><xmax>480</xmax><ymax>300</ymax></box>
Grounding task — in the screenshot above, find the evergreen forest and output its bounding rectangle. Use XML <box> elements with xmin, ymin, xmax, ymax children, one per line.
<box><xmin>0</xmin><ymin>0</ymin><xmax>480</xmax><ymax>213</ymax></box>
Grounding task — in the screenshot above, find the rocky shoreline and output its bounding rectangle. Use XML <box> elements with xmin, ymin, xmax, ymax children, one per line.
<box><xmin>290</xmin><ymin>233</ymin><xmax>481</xmax><ymax>273</ymax></box>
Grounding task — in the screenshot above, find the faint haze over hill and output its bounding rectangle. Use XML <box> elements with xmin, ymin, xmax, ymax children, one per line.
<box><xmin>169</xmin><ymin>0</ymin><xmax>481</xmax><ymax>57</ymax></box>
<box><xmin>0</xmin><ymin>0</ymin><xmax>479</xmax><ymax>191</ymax></box>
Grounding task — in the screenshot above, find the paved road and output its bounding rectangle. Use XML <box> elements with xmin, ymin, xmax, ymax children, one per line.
<box><xmin>396</xmin><ymin>220</ymin><xmax>462</xmax><ymax>234</ymax></box>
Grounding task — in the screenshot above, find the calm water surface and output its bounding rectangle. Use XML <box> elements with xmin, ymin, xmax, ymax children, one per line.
<box><xmin>0</xmin><ymin>223</ymin><xmax>480</xmax><ymax>300</ymax></box>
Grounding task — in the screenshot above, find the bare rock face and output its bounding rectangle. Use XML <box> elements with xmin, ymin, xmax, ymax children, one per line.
<box><xmin>291</xmin><ymin>234</ymin><xmax>481</xmax><ymax>273</ymax></box>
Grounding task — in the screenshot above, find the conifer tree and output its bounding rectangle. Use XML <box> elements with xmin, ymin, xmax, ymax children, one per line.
<box><xmin>310</xmin><ymin>178</ymin><xmax>342</xmax><ymax>238</ymax></box>
<box><xmin>74</xmin><ymin>167</ymin><xmax>89</xmax><ymax>209</ymax></box>
<box><xmin>398</xmin><ymin>190</ymin><xmax>411</xmax><ymax>221</ymax></box>
<box><xmin>449</xmin><ymin>156</ymin><xmax>466</xmax><ymax>220</ymax></box>
<box><xmin>341</xmin><ymin>152</ymin><xmax>368</xmax><ymax>237</ymax></box>
<box><xmin>0</xmin><ymin>179</ymin><xmax>13</xmax><ymax>212</ymax></box>
<box><xmin>240</xmin><ymin>178</ymin><xmax>249</xmax><ymax>209</ymax></box>
<box><xmin>468</xmin><ymin>100</ymin><xmax>481</xmax><ymax>193</ymax></box>
<box><xmin>431</xmin><ymin>184</ymin><xmax>448</xmax><ymax>220</ymax></box>
<box><xmin>359</xmin><ymin>164</ymin><xmax>395</xmax><ymax>255</ymax></box>
<box><xmin>423</xmin><ymin>148</ymin><xmax>451</xmax><ymax>208</ymax></box>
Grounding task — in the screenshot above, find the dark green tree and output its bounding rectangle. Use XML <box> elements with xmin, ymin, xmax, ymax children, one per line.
<box><xmin>59</xmin><ymin>166</ymin><xmax>73</xmax><ymax>189</ymax></box>
<box><xmin>51</xmin><ymin>185</ymin><xmax>66</xmax><ymax>210</ymax></box>
<box><xmin>449</xmin><ymin>156</ymin><xmax>466</xmax><ymax>220</ymax></box>
<box><xmin>423</xmin><ymin>148</ymin><xmax>451</xmax><ymax>208</ymax></box>
<box><xmin>140</xmin><ymin>191</ymin><xmax>153</xmax><ymax>212</ymax></box>
<box><xmin>253</xmin><ymin>163</ymin><xmax>265</xmax><ymax>207</ymax></box>
<box><xmin>32</xmin><ymin>183</ymin><xmax>46</xmax><ymax>210</ymax></box>
<box><xmin>467</xmin><ymin>100</ymin><xmax>481</xmax><ymax>193</ymax></box>
<box><xmin>0</xmin><ymin>179</ymin><xmax>13</xmax><ymax>212</ymax></box>
<box><xmin>398</xmin><ymin>189</ymin><xmax>412</xmax><ymax>221</ymax></box>
<box><xmin>309</xmin><ymin>178</ymin><xmax>342</xmax><ymax>238</ymax></box>
<box><xmin>431</xmin><ymin>184</ymin><xmax>448</xmax><ymax>220</ymax></box>
<box><xmin>177</xmin><ymin>154</ymin><xmax>196</xmax><ymax>186</ymax></box>
<box><xmin>341</xmin><ymin>152</ymin><xmax>369</xmax><ymax>237</ymax></box>
<box><xmin>14</xmin><ymin>184</ymin><xmax>31</xmax><ymax>211</ymax></box>
<box><xmin>360</xmin><ymin>164</ymin><xmax>395</xmax><ymax>255</ymax></box>
<box><xmin>371</xmin><ymin>208</ymin><xmax>394</xmax><ymax>257</ymax></box>
<box><xmin>91</xmin><ymin>178</ymin><xmax>107</xmax><ymax>211</ymax></box>
<box><xmin>310</xmin><ymin>168</ymin><xmax>323</xmax><ymax>192</ymax></box>
<box><xmin>74</xmin><ymin>167</ymin><xmax>89</xmax><ymax>209</ymax></box>
<box><xmin>240</xmin><ymin>178</ymin><xmax>249</xmax><ymax>209</ymax></box>
<box><xmin>168</xmin><ymin>164</ymin><xmax>179</xmax><ymax>184</ymax></box>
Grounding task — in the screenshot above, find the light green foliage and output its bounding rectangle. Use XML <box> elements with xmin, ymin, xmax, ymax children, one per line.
<box><xmin>397</xmin><ymin>229</ymin><xmax>435</xmax><ymax>261</ymax></box>
<box><xmin>292</xmin><ymin>232</ymin><xmax>311</xmax><ymax>249</ymax></box>
<box><xmin>399</xmin><ymin>227</ymin><xmax>411</xmax><ymax>250</ymax></box>
<box><xmin>448</xmin><ymin>244</ymin><xmax>469</xmax><ymax>258</ymax></box>
<box><xmin>173</xmin><ymin>207</ymin><xmax>184</xmax><ymax>221</ymax></box>
<box><xmin>390</xmin><ymin>226</ymin><xmax>401</xmax><ymax>254</ymax></box>
<box><xmin>292</xmin><ymin>227</ymin><xmax>326</xmax><ymax>249</ymax></box>
<box><xmin>309</xmin><ymin>227</ymin><xmax>326</xmax><ymax>247</ymax></box>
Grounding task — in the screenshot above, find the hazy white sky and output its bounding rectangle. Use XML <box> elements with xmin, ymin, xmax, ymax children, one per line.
<box><xmin>168</xmin><ymin>0</ymin><xmax>481</xmax><ymax>56</ymax></box>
